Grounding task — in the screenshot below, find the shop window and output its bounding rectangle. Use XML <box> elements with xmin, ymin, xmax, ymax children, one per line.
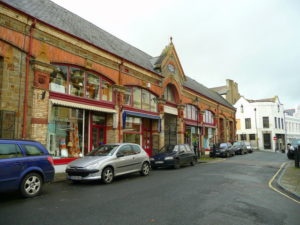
<box><xmin>263</xmin><ymin>117</ymin><xmax>269</xmax><ymax>128</ymax></box>
<box><xmin>92</xmin><ymin>114</ymin><xmax>106</xmax><ymax>126</ymax></box>
<box><xmin>50</xmin><ymin>66</ymin><xmax>68</xmax><ymax>93</ymax></box>
<box><xmin>86</xmin><ymin>73</ymin><xmax>100</xmax><ymax>100</ymax></box>
<box><xmin>48</xmin><ymin>106</ymin><xmax>83</xmax><ymax>158</ymax></box>
<box><xmin>0</xmin><ymin>110</ymin><xmax>15</xmax><ymax>139</ymax></box>
<box><xmin>124</xmin><ymin>88</ymin><xmax>132</xmax><ymax>105</ymax></box>
<box><xmin>133</xmin><ymin>87</ymin><xmax>142</xmax><ymax>109</ymax></box>
<box><xmin>70</xmin><ymin>67</ymin><xmax>85</xmax><ymax>97</ymax></box>
<box><xmin>249</xmin><ymin>134</ymin><xmax>256</xmax><ymax>140</ymax></box>
<box><xmin>101</xmin><ymin>79</ymin><xmax>112</xmax><ymax>101</ymax></box>
<box><xmin>124</xmin><ymin>116</ymin><xmax>141</xmax><ymax>132</ymax></box>
<box><xmin>240</xmin><ymin>134</ymin><xmax>247</xmax><ymax>141</ymax></box>
<box><xmin>123</xmin><ymin>133</ymin><xmax>140</xmax><ymax>145</ymax></box>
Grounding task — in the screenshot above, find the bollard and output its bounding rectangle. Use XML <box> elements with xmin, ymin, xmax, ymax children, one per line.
<box><xmin>296</xmin><ymin>145</ymin><xmax>300</xmax><ymax>168</ymax></box>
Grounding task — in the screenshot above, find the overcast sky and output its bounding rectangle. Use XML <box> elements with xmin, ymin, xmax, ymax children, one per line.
<box><xmin>52</xmin><ymin>0</ymin><xmax>300</xmax><ymax>109</ymax></box>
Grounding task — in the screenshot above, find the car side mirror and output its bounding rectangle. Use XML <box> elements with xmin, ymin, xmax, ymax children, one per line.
<box><xmin>117</xmin><ymin>153</ymin><xmax>124</xmax><ymax>158</ymax></box>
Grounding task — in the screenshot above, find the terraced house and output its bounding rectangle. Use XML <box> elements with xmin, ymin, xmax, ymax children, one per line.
<box><xmin>0</xmin><ymin>0</ymin><xmax>236</xmax><ymax>165</ymax></box>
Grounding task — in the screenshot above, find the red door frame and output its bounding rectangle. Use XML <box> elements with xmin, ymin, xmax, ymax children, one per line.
<box><xmin>89</xmin><ymin>113</ymin><xmax>107</xmax><ymax>151</ymax></box>
<box><xmin>142</xmin><ymin>121</ymin><xmax>152</xmax><ymax>156</ymax></box>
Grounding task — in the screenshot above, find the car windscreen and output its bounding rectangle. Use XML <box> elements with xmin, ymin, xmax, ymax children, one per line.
<box><xmin>291</xmin><ymin>139</ymin><xmax>300</xmax><ymax>146</ymax></box>
<box><xmin>87</xmin><ymin>145</ymin><xmax>119</xmax><ymax>156</ymax></box>
<box><xmin>219</xmin><ymin>143</ymin><xmax>227</xmax><ymax>148</ymax></box>
<box><xmin>233</xmin><ymin>142</ymin><xmax>242</xmax><ymax>146</ymax></box>
<box><xmin>159</xmin><ymin>145</ymin><xmax>177</xmax><ymax>153</ymax></box>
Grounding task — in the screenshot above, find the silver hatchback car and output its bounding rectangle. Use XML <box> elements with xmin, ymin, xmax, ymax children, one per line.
<box><xmin>66</xmin><ymin>143</ymin><xmax>150</xmax><ymax>184</ymax></box>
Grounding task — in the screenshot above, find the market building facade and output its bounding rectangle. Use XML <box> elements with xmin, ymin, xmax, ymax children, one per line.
<box><xmin>0</xmin><ymin>0</ymin><xmax>236</xmax><ymax>164</ymax></box>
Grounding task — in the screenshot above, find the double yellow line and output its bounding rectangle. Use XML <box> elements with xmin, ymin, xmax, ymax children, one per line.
<box><xmin>268</xmin><ymin>162</ymin><xmax>300</xmax><ymax>204</ymax></box>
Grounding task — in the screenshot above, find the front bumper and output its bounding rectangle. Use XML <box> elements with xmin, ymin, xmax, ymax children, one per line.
<box><xmin>150</xmin><ymin>159</ymin><xmax>176</xmax><ymax>168</ymax></box>
<box><xmin>66</xmin><ymin>168</ymin><xmax>101</xmax><ymax>181</ymax></box>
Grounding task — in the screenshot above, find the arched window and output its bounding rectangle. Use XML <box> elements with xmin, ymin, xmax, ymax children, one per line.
<box><xmin>185</xmin><ymin>104</ymin><xmax>198</xmax><ymax>120</ymax></box>
<box><xmin>164</xmin><ymin>84</ymin><xmax>176</xmax><ymax>103</ymax></box>
<box><xmin>204</xmin><ymin>110</ymin><xmax>214</xmax><ymax>124</ymax></box>
<box><xmin>123</xmin><ymin>86</ymin><xmax>157</xmax><ymax>112</ymax></box>
<box><xmin>50</xmin><ymin>65</ymin><xmax>113</xmax><ymax>102</ymax></box>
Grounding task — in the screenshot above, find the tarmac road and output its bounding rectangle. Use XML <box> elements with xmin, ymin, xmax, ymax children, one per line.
<box><xmin>0</xmin><ymin>151</ymin><xmax>299</xmax><ymax>225</ymax></box>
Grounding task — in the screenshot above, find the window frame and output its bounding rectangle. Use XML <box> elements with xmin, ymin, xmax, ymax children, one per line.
<box><xmin>185</xmin><ymin>104</ymin><xmax>199</xmax><ymax>121</ymax></box>
<box><xmin>50</xmin><ymin>64</ymin><xmax>114</xmax><ymax>103</ymax></box>
<box><xmin>245</xmin><ymin>118</ymin><xmax>251</xmax><ymax>129</ymax></box>
<box><xmin>263</xmin><ymin>117</ymin><xmax>269</xmax><ymax>128</ymax></box>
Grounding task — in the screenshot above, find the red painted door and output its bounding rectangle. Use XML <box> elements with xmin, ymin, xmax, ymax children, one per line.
<box><xmin>90</xmin><ymin>125</ymin><xmax>106</xmax><ymax>150</ymax></box>
<box><xmin>142</xmin><ymin>128</ymin><xmax>152</xmax><ymax>156</ymax></box>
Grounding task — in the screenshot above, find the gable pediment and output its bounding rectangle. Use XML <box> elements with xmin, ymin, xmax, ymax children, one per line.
<box><xmin>154</xmin><ymin>41</ymin><xmax>186</xmax><ymax>84</ymax></box>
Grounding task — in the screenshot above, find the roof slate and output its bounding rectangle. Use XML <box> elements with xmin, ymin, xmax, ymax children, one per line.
<box><xmin>184</xmin><ymin>77</ymin><xmax>235</xmax><ymax>109</ymax></box>
<box><xmin>1</xmin><ymin>0</ymin><xmax>235</xmax><ymax>110</ymax></box>
<box><xmin>1</xmin><ymin>0</ymin><xmax>156</xmax><ymax>73</ymax></box>
<box><xmin>210</xmin><ymin>85</ymin><xmax>228</xmax><ymax>95</ymax></box>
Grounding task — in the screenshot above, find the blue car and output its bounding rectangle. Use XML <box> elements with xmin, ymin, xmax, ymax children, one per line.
<box><xmin>150</xmin><ymin>144</ymin><xmax>197</xmax><ymax>169</ymax></box>
<box><xmin>0</xmin><ymin>139</ymin><xmax>54</xmax><ymax>197</ymax></box>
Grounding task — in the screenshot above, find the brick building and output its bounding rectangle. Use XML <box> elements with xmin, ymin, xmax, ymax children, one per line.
<box><xmin>0</xmin><ymin>0</ymin><xmax>236</xmax><ymax>164</ymax></box>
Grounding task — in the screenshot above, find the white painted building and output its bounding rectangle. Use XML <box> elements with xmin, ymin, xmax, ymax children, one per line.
<box><xmin>234</xmin><ymin>96</ymin><xmax>286</xmax><ymax>152</ymax></box>
<box><xmin>284</xmin><ymin>106</ymin><xmax>300</xmax><ymax>144</ymax></box>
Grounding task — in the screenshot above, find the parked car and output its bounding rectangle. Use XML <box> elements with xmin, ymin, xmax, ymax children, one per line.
<box><xmin>66</xmin><ymin>143</ymin><xmax>150</xmax><ymax>184</ymax></box>
<box><xmin>231</xmin><ymin>142</ymin><xmax>248</xmax><ymax>155</ymax></box>
<box><xmin>0</xmin><ymin>139</ymin><xmax>55</xmax><ymax>198</ymax></box>
<box><xmin>287</xmin><ymin>139</ymin><xmax>300</xmax><ymax>159</ymax></box>
<box><xmin>150</xmin><ymin>144</ymin><xmax>197</xmax><ymax>169</ymax></box>
<box><xmin>244</xmin><ymin>142</ymin><xmax>253</xmax><ymax>153</ymax></box>
<box><xmin>209</xmin><ymin>142</ymin><xmax>235</xmax><ymax>158</ymax></box>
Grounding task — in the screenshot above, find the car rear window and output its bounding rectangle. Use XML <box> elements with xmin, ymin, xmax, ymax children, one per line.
<box><xmin>132</xmin><ymin>145</ymin><xmax>141</xmax><ymax>154</ymax></box>
<box><xmin>22</xmin><ymin>145</ymin><xmax>44</xmax><ymax>156</ymax></box>
<box><xmin>0</xmin><ymin>144</ymin><xmax>23</xmax><ymax>159</ymax></box>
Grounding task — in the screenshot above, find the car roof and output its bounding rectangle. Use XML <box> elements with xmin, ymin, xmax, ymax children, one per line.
<box><xmin>0</xmin><ymin>139</ymin><xmax>41</xmax><ymax>144</ymax></box>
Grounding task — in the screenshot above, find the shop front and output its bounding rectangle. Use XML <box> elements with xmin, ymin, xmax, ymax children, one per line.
<box><xmin>122</xmin><ymin>110</ymin><xmax>160</xmax><ymax>156</ymax></box>
<box><xmin>48</xmin><ymin>100</ymin><xmax>116</xmax><ymax>165</ymax></box>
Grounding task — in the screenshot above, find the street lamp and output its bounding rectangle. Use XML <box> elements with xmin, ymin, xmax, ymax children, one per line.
<box><xmin>254</xmin><ymin>108</ymin><xmax>259</xmax><ymax>150</ymax></box>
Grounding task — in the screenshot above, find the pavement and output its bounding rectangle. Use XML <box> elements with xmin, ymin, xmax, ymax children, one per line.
<box><xmin>277</xmin><ymin>161</ymin><xmax>300</xmax><ymax>198</ymax></box>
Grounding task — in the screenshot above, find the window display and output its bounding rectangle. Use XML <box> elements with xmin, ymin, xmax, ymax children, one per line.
<box><xmin>101</xmin><ymin>79</ymin><xmax>112</xmax><ymax>101</ymax></box>
<box><xmin>86</xmin><ymin>73</ymin><xmax>100</xmax><ymax>100</ymax></box>
<box><xmin>50</xmin><ymin>66</ymin><xmax>67</xmax><ymax>93</ymax></box>
<box><xmin>125</xmin><ymin>87</ymin><xmax>157</xmax><ymax>112</ymax></box>
<box><xmin>70</xmin><ymin>67</ymin><xmax>84</xmax><ymax>97</ymax></box>
<box><xmin>48</xmin><ymin>106</ymin><xmax>83</xmax><ymax>158</ymax></box>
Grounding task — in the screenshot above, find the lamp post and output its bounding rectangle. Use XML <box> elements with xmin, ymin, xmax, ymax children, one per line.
<box><xmin>254</xmin><ymin>108</ymin><xmax>259</xmax><ymax>150</ymax></box>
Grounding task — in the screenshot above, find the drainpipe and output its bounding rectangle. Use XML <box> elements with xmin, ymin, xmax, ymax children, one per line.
<box><xmin>118</xmin><ymin>60</ymin><xmax>124</xmax><ymax>143</ymax></box>
<box><xmin>22</xmin><ymin>19</ymin><xmax>36</xmax><ymax>139</ymax></box>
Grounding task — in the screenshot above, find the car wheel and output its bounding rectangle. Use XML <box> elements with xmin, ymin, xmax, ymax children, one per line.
<box><xmin>174</xmin><ymin>159</ymin><xmax>180</xmax><ymax>169</ymax></box>
<box><xmin>140</xmin><ymin>162</ymin><xmax>150</xmax><ymax>176</ymax></box>
<box><xmin>20</xmin><ymin>172</ymin><xmax>43</xmax><ymax>198</ymax></box>
<box><xmin>190</xmin><ymin>158</ymin><xmax>197</xmax><ymax>166</ymax></box>
<box><xmin>101</xmin><ymin>167</ymin><xmax>114</xmax><ymax>184</ymax></box>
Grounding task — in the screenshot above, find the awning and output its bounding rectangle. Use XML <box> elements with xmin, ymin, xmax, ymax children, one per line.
<box><xmin>122</xmin><ymin>110</ymin><xmax>161</xmax><ymax>131</ymax></box>
<box><xmin>50</xmin><ymin>99</ymin><xmax>116</xmax><ymax>113</ymax></box>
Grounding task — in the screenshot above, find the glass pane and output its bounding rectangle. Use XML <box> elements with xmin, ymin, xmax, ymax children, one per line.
<box><xmin>86</xmin><ymin>73</ymin><xmax>100</xmax><ymax>100</ymax></box>
<box><xmin>142</xmin><ymin>89</ymin><xmax>150</xmax><ymax>111</ymax></box>
<box><xmin>92</xmin><ymin>114</ymin><xmax>106</xmax><ymax>125</ymax></box>
<box><xmin>101</xmin><ymin>79</ymin><xmax>112</xmax><ymax>101</ymax></box>
<box><xmin>0</xmin><ymin>144</ymin><xmax>22</xmax><ymax>158</ymax></box>
<box><xmin>150</xmin><ymin>94</ymin><xmax>157</xmax><ymax>112</ymax></box>
<box><xmin>133</xmin><ymin>87</ymin><xmax>141</xmax><ymax>109</ymax></box>
<box><xmin>123</xmin><ymin>133</ymin><xmax>141</xmax><ymax>145</ymax></box>
<box><xmin>48</xmin><ymin>106</ymin><xmax>83</xmax><ymax>158</ymax></box>
<box><xmin>70</xmin><ymin>67</ymin><xmax>85</xmax><ymax>97</ymax></box>
<box><xmin>50</xmin><ymin>66</ymin><xmax>67</xmax><ymax>93</ymax></box>
<box><xmin>124</xmin><ymin>88</ymin><xmax>132</xmax><ymax>105</ymax></box>
<box><xmin>22</xmin><ymin>145</ymin><xmax>44</xmax><ymax>156</ymax></box>
<box><xmin>167</xmin><ymin>86</ymin><xmax>175</xmax><ymax>102</ymax></box>
<box><xmin>124</xmin><ymin>116</ymin><xmax>141</xmax><ymax>132</ymax></box>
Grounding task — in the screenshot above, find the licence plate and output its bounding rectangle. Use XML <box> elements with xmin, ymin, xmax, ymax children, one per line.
<box><xmin>70</xmin><ymin>176</ymin><xmax>82</xmax><ymax>180</ymax></box>
<box><xmin>155</xmin><ymin>161</ymin><xmax>164</xmax><ymax>164</ymax></box>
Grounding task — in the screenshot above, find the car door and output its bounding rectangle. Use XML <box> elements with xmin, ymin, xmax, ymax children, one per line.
<box><xmin>131</xmin><ymin>144</ymin><xmax>145</xmax><ymax>170</ymax></box>
<box><xmin>0</xmin><ymin>143</ymin><xmax>25</xmax><ymax>191</ymax></box>
<box><xmin>178</xmin><ymin>145</ymin><xmax>188</xmax><ymax>164</ymax></box>
<box><xmin>114</xmin><ymin>145</ymin><xmax>136</xmax><ymax>175</ymax></box>
<box><xmin>184</xmin><ymin>144</ymin><xmax>195</xmax><ymax>163</ymax></box>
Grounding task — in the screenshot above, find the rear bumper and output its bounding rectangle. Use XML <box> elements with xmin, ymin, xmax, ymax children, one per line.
<box><xmin>150</xmin><ymin>160</ymin><xmax>175</xmax><ymax>168</ymax></box>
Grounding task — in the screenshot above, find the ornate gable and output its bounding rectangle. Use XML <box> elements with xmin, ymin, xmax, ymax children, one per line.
<box><xmin>154</xmin><ymin>38</ymin><xmax>186</xmax><ymax>85</ymax></box>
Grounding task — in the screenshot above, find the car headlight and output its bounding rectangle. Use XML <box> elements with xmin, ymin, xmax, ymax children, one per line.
<box><xmin>86</xmin><ymin>164</ymin><xmax>99</xmax><ymax>170</ymax></box>
<box><xmin>164</xmin><ymin>156</ymin><xmax>174</xmax><ymax>160</ymax></box>
<box><xmin>150</xmin><ymin>157</ymin><xmax>155</xmax><ymax>161</ymax></box>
